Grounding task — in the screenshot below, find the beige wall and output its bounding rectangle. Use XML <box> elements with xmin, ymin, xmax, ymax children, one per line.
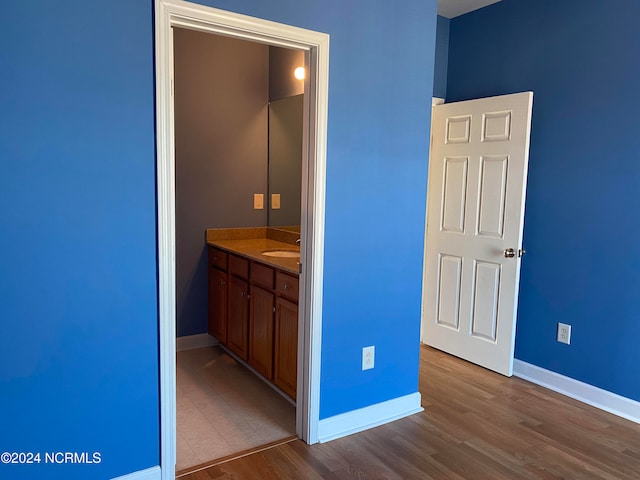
<box><xmin>269</xmin><ymin>46</ymin><xmax>304</xmax><ymax>101</ymax></box>
<box><xmin>174</xmin><ymin>28</ymin><xmax>269</xmax><ymax>335</ymax></box>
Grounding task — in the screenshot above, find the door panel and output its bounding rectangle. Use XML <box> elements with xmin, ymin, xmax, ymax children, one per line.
<box><xmin>228</xmin><ymin>276</ymin><xmax>249</xmax><ymax>360</ymax></box>
<box><xmin>471</xmin><ymin>260</ymin><xmax>500</xmax><ymax>341</ymax></box>
<box><xmin>446</xmin><ymin>115</ymin><xmax>471</xmax><ymax>143</ymax></box>
<box><xmin>482</xmin><ymin>110</ymin><xmax>512</xmax><ymax>141</ymax></box>
<box><xmin>423</xmin><ymin>92</ymin><xmax>533</xmax><ymax>376</ymax></box>
<box><xmin>436</xmin><ymin>254</ymin><xmax>462</xmax><ymax>329</ymax></box>
<box><xmin>248</xmin><ymin>285</ymin><xmax>275</xmax><ymax>379</ymax></box>
<box><xmin>477</xmin><ymin>156</ymin><xmax>508</xmax><ymax>238</ymax></box>
<box><xmin>274</xmin><ymin>297</ymin><xmax>298</xmax><ymax>399</ymax></box>
<box><xmin>442</xmin><ymin>157</ymin><xmax>469</xmax><ymax>233</ymax></box>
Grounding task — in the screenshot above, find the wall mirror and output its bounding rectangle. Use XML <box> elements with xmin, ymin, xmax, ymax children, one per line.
<box><xmin>267</xmin><ymin>46</ymin><xmax>304</xmax><ymax>232</ymax></box>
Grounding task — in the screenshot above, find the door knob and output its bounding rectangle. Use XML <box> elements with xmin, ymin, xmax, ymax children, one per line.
<box><xmin>504</xmin><ymin>248</ymin><xmax>525</xmax><ymax>258</ymax></box>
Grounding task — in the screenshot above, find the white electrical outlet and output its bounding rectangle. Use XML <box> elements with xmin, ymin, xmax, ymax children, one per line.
<box><xmin>557</xmin><ymin>322</ymin><xmax>571</xmax><ymax>345</ymax></box>
<box><xmin>362</xmin><ymin>346</ymin><xmax>375</xmax><ymax>370</ymax></box>
<box><xmin>253</xmin><ymin>193</ymin><xmax>264</xmax><ymax>209</ymax></box>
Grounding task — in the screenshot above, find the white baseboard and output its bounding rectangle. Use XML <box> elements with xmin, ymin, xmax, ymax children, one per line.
<box><xmin>111</xmin><ymin>466</ymin><xmax>161</xmax><ymax>480</ymax></box>
<box><xmin>317</xmin><ymin>392</ymin><xmax>423</xmax><ymax>443</ymax></box>
<box><xmin>513</xmin><ymin>359</ymin><xmax>640</xmax><ymax>424</ymax></box>
<box><xmin>176</xmin><ymin>333</ymin><xmax>218</xmax><ymax>352</ymax></box>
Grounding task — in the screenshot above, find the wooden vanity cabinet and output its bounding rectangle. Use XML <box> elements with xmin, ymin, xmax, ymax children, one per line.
<box><xmin>208</xmin><ymin>248</ymin><xmax>228</xmax><ymax>344</ymax></box>
<box><xmin>274</xmin><ymin>272</ymin><xmax>299</xmax><ymax>399</ymax></box>
<box><xmin>227</xmin><ymin>255</ymin><xmax>250</xmax><ymax>360</ymax></box>
<box><xmin>207</xmin><ymin>245</ymin><xmax>299</xmax><ymax>400</ymax></box>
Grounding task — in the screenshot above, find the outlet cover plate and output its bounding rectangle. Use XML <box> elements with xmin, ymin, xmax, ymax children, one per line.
<box><xmin>362</xmin><ymin>346</ymin><xmax>375</xmax><ymax>370</ymax></box>
<box><xmin>557</xmin><ymin>322</ymin><xmax>571</xmax><ymax>345</ymax></box>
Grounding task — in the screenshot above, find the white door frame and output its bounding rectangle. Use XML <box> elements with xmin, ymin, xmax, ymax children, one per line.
<box><xmin>154</xmin><ymin>1</ymin><xmax>329</xmax><ymax>477</ymax></box>
<box><xmin>420</xmin><ymin>97</ymin><xmax>445</xmax><ymax>343</ymax></box>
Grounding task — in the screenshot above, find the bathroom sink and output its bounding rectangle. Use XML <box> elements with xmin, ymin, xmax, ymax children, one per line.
<box><xmin>261</xmin><ymin>250</ymin><xmax>300</xmax><ymax>258</ymax></box>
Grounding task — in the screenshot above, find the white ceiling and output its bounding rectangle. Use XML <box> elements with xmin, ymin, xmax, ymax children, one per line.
<box><xmin>437</xmin><ymin>0</ymin><xmax>502</xmax><ymax>19</ymax></box>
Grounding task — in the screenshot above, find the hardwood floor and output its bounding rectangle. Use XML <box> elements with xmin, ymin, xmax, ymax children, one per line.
<box><xmin>181</xmin><ymin>345</ymin><xmax>640</xmax><ymax>479</ymax></box>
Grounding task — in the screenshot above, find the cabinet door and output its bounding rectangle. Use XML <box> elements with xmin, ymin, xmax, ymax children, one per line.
<box><xmin>248</xmin><ymin>285</ymin><xmax>275</xmax><ymax>379</ymax></box>
<box><xmin>228</xmin><ymin>276</ymin><xmax>249</xmax><ymax>360</ymax></box>
<box><xmin>274</xmin><ymin>296</ymin><xmax>298</xmax><ymax>399</ymax></box>
<box><xmin>208</xmin><ymin>267</ymin><xmax>228</xmax><ymax>344</ymax></box>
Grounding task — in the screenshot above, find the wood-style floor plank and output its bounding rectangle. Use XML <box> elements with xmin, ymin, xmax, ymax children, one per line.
<box><xmin>180</xmin><ymin>345</ymin><xmax>640</xmax><ymax>480</ymax></box>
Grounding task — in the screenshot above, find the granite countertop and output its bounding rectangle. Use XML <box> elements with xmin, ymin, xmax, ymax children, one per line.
<box><xmin>206</xmin><ymin>228</ymin><xmax>300</xmax><ymax>275</ymax></box>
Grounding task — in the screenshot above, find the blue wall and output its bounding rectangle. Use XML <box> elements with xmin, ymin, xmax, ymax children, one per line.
<box><xmin>1</xmin><ymin>0</ymin><xmax>437</xmax><ymax>478</ymax></box>
<box><xmin>191</xmin><ymin>0</ymin><xmax>438</xmax><ymax>419</ymax></box>
<box><xmin>447</xmin><ymin>0</ymin><xmax>640</xmax><ymax>401</ymax></box>
<box><xmin>0</xmin><ymin>2</ymin><xmax>159</xmax><ymax>480</ymax></box>
<box><xmin>433</xmin><ymin>15</ymin><xmax>450</xmax><ymax>99</ymax></box>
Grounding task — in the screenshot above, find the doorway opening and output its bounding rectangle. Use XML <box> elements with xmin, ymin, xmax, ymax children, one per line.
<box><xmin>155</xmin><ymin>2</ymin><xmax>329</xmax><ymax>478</ymax></box>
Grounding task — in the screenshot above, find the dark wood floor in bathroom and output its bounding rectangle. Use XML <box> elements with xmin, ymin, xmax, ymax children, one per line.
<box><xmin>181</xmin><ymin>344</ymin><xmax>640</xmax><ymax>480</ymax></box>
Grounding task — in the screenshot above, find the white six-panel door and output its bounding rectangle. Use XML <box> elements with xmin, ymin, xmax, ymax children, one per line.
<box><xmin>422</xmin><ymin>92</ymin><xmax>533</xmax><ymax>376</ymax></box>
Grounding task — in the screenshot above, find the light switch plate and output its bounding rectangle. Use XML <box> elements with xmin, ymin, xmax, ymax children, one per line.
<box><xmin>271</xmin><ymin>193</ymin><xmax>281</xmax><ymax>209</ymax></box>
<box><xmin>253</xmin><ymin>193</ymin><xmax>264</xmax><ymax>209</ymax></box>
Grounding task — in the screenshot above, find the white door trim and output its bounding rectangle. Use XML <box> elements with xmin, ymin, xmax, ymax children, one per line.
<box><xmin>421</xmin><ymin>97</ymin><xmax>445</xmax><ymax>343</ymax></box>
<box><xmin>154</xmin><ymin>1</ymin><xmax>329</xmax><ymax>477</ymax></box>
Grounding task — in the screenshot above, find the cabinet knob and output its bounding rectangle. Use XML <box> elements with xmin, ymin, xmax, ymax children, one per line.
<box><xmin>284</xmin><ymin>284</ymin><xmax>289</xmax><ymax>290</ymax></box>
<box><xmin>220</xmin><ymin>281</ymin><xmax>226</xmax><ymax>286</ymax></box>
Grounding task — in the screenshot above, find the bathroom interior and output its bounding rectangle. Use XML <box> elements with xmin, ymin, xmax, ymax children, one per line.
<box><xmin>173</xmin><ymin>27</ymin><xmax>307</xmax><ymax>474</ymax></box>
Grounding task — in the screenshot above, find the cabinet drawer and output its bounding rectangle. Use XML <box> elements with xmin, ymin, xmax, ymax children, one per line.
<box><xmin>251</xmin><ymin>262</ymin><xmax>274</xmax><ymax>289</ymax></box>
<box><xmin>208</xmin><ymin>247</ymin><xmax>228</xmax><ymax>270</ymax></box>
<box><xmin>276</xmin><ymin>271</ymin><xmax>298</xmax><ymax>301</ymax></box>
<box><xmin>229</xmin><ymin>254</ymin><xmax>249</xmax><ymax>279</ymax></box>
